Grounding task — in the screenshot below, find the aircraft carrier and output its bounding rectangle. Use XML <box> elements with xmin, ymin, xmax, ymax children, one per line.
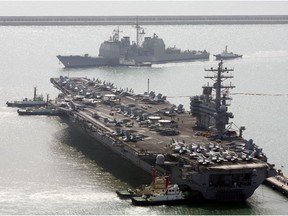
<box><xmin>50</xmin><ymin>60</ymin><xmax>276</xmax><ymax>202</ymax></box>
<box><xmin>57</xmin><ymin>23</ymin><xmax>209</xmax><ymax>68</ymax></box>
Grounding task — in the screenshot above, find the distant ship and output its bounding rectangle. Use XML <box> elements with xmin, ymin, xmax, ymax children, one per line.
<box><xmin>6</xmin><ymin>87</ymin><xmax>48</xmax><ymax>107</ymax></box>
<box><xmin>57</xmin><ymin>24</ymin><xmax>210</xmax><ymax>68</ymax></box>
<box><xmin>214</xmin><ymin>46</ymin><xmax>242</xmax><ymax>60</ymax></box>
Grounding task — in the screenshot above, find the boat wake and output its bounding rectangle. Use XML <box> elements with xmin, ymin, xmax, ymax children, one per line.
<box><xmin>245</xmin><ymin>50</ymin><xmax>288</xmax><ymax>58</ymax></box>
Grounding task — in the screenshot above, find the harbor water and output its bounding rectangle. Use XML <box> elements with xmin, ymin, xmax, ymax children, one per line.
<box><xmin>0</xmin><ymin>24</ymin><xmax>288</xmax><ymax>214</ymax></box>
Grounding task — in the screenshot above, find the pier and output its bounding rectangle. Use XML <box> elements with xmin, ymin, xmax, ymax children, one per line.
<box><xmin>264</xmin><ymin>169</ymin><xmax>288</xmax><ymax>197</ymax></box>
<box><xmin>1</xmin><ymin>15</ymin><xmax>288</xmax><ymax>26</ymax></box>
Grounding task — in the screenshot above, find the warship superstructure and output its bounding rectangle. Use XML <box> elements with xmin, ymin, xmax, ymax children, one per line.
<box><xmin>50</xmin><ymin>60</ymin><xmax>276</xmax><ymax>202</ymax></box>
<box><xmin>57</xmin><ymin>24</ymin><xmax>209</xmax><ymax>68</ymax></box>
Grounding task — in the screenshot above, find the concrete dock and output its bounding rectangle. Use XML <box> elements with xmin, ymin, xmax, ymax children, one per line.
<box><xmin>264</xmin><ymin>170</ymin><xmax>288</xmax><ymax>197</ymax></box>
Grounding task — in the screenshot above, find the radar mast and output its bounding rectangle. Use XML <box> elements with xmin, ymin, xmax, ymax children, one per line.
<box><xmin>112</xmin><ymin>26</ymin><xmax>121</xmax><ymax>41</ymax></box>
<box><xmin>204</xmin><ymin>60</ymin><xmax>235</xmax><ymax>137</ymax></box>
<box><xmin>135</xmin><ymin>16</ymin><xmax>145</xmax><ymax>47</ymax></box>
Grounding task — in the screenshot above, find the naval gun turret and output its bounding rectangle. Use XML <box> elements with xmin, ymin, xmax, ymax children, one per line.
<box><xmin>190</xmin><ymin>60</ymin><xmax>236</xmax><ymax>139</ymax></box>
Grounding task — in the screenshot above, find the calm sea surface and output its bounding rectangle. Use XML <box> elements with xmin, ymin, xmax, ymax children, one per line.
<box><xmin>0</xmin><ymin>24</ymin><xmax>288</xmax><ymax>215</ymax></box>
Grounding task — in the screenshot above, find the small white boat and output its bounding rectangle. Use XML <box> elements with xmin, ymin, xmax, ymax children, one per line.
<box><xmin>131</xmin><ymin>183</ymin><xmax>186</xmax><ymax>206</ymax></box>
<box><xmin>214</xmin><ymin>46</ymin><xmax>242</xmax><ymax>60</ymax></box>
<box><xmin>117</xmin><ymin>167</ymin><xmax>171</xmax><ymax>199</ymax></box>
<box><xmin>130</xmin><ymin>172</ymin><xmax>186</xmax><ymax>206</ymax></box>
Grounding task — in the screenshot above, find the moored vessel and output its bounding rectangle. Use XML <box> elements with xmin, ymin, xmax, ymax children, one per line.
<box><xmin>49</xmin><ymin>61</ymin><xmax>276</xmax><ymax>202</ymax></box>
<box><xmin>116</xmin><ymin>167</ymin><xmax>175</xmax><ymax>199</ymax></box>
<box><xmin>131</xmin><ymin>183</ymin><xmax>186</xmax><ymax>206</ymax></box>
<box><xmin>6</xmin><ymin>87</ymin><xmax>48</xmax><ymax>107</ymax></box>
<box><xmin>17</xmin><ymin>107</ymin><xmax>63</xmax><ymax>116</ymax></box>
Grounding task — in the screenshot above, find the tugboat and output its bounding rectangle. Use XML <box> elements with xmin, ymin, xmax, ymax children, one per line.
<box><xmin>6</xmin><ymin>87</ymin><xmax>48</xmax><ymax>108</ymax></box>
<box><xmin>131</xmin><ymin>183</ymin><xmax>186</xmax><ymax>206</ymax></box>
<box><xmin>214</xmin><ymin>46</ymin><xmax>242</xmax><ymax>60</ymax></box>
<box><xmin>116</xmin><ymin>167</ymin><xmax>172</xmax><ymax>199</ymax></box>
<box><xmin>117</xmin><ymin>167</ymin><xmax>187</xmax><ymax>205</ymax></box>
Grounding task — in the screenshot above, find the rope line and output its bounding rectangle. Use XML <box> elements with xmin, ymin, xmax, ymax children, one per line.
<box><xmin>167</xmin><ymin>93</ymin><xmax>288</xmax><ymax>98</ymax></box>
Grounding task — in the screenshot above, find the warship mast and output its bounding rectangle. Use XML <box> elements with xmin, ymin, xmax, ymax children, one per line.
<box><xmin>204</xmin><ymin>60</ymin><xmax>235</xmax><ymax>138</ymax></box>
<box><xmin>112</xmin><ymin>26</ymin><xmax>121</xmax><ymax>41</ymax></box>
<box><xmin>135</xmin><ymin>16</ymin><xmax>145</xmax><ymax>47</ymax></box>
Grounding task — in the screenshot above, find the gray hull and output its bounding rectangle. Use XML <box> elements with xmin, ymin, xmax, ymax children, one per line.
<box><xmin>6</xmin><ymin>101</ymin><xmax>47</xmax><ymax>107</ymax></box>
<box><xmin>214</xmin><ymin>54</ymin><xmax>242</xmax><ymax>60</ymax></box>
<box><xmin>66</xmin><ymin>112</ymin><xmax>154</xmax><ymax>175</ymax></box>
<box><xmin>57</xmin><ymin>55</ymin><xmax>119</xmax><ymax>68</ymax></box>
<box><xmin>63</xmin><ymin>110</ymin><xmax>272</xmax><ymax>202</ymax></box>
<box><xmin>134</xmin><ymin>52</ymin><xmax>210</xmax><ymax>64</ymax></box>
<box><xmin>57</xmin><ymin>52</ymin><xmax>210</xmax><ymax>68</ymax></box>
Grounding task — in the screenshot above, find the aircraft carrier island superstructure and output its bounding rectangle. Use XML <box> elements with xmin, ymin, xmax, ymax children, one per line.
<box><xmin>50</xmin><ymin>61</ymin><xmax>276</xmax><ymax>202</ymax></box>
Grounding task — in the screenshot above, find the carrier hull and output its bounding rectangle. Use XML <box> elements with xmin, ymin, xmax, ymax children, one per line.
<box><xmin>59</xmin><ymin>110</ymin><xmax>273</xmax><ymax>202</ymax></box>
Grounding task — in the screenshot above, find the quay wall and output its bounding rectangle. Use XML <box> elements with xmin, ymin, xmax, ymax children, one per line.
<box><xmin>264</xmin><ymin>175</ymin><xmax>288</xmax><ymax>197</ymax></box>
<box><xmin>1</xmin><ymin>15</ymin><xmax>288</xmax><ymax>26</ymax></box>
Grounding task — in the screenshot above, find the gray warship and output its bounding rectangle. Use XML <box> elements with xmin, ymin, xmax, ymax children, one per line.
<box><xmin>50</xmin><ymin>60</ymin><xmax>276</xmax><ymax>202</ymax></box>
<box><xmin>6</xmin><ymin>87</ymin><xmax>48</xmax><ymax>107</ymax></box>
<box><xmin>57</xmin><ymin>24</ymin><xmax>209</xmax><ymax>68</ymax></box>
